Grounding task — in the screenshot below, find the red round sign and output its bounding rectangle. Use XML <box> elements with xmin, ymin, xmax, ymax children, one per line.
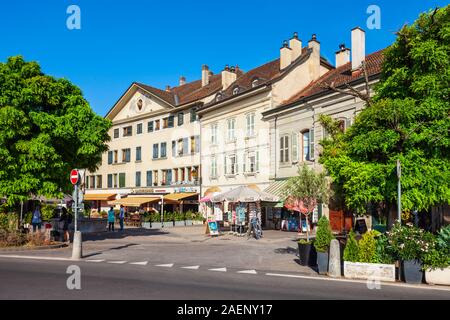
<box><xmin>70</xmin><ymin>169</ymin><xmax>79</xmax><ymax>185</ymax></box>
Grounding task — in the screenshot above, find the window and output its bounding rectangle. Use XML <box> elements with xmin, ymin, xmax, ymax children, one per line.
<box><xmin>192</xmin><ymin>166</ymin><xmax>199</xmax><ymax>182</ymax></box>
<box><xmin>246</xmin><ymin>113</ymin><xmax>255</xmax><ymax>137</ymax></box>
<box><xmin>172</xmin><ymin>141</ymin><xmax>176</xmax><ymax>157</ymax></box>
<box><xmin>161</xmin><ymin>142</ymin><xmax>167</xmax><ymax>158</ymax></box>
<box><xmin>216</xmin><ymin>93</ymin><xmax>223</xmax><ymax>102</ymax></box>
<box><xmin>280</xmin><ymin>135</ymin><xmax>290</xmax><ymax>164</ymax></box>
<box><xmin>177</xmin><ymin>113</ymin><xmax>184</xmax><ymax>126</ymax></box>
<box><xmin>190</xmin><ymin>109</ymin><xmax>197</xmax><ymax>123</ymax></box>
<box><xmin>211</xmin><ymin>157</ymin><xmax>217</xmax><ymax>178</ymax></box>
<box><xmin>137</xmin><ymin>99</ymin><xmax>143</xmax><ymax>111</ymax></box>
<box><xmin>137</xmin><ymin>123</ymin><xmax>143</xmax><ymax>134</ymax></box>
<box><xmin>114</xmin><ymin>150</ymin><xmax>118</xmax><ymax>164</ymax></box>
<box><xmin>113</xmin><ymin>174</ymin><xmax>118</xmax><ymax>188</ymax></box>
<box><xmin>136</xmin><ymin>147</ymin><xmax>141</xmax><ymax>161</ymax></box>
<box><xmin>232</xmin><ymin>87</ymin><xmax>240</xmax><ymax>95</ymax></box>
<box><xmin>153</xmin><ymin>170</ymin><xmax>159</xmax><ymax>186</ymax></box>
<box><xmin>153</xmin><ymin>144</ymin><xmax>159</xmax><ymax>159</ymax></box>
<box><xmin>148</xmin><ymin>121</ymin><xmax>154</xmax><ymax>133</ymax></box>
<box><xmin>246</xmin><ymin>152</ymin><xmax>257</xmax><ymax>173</ymax></box>
<box><xmin>108</xmin><ymin>151</ymin><xmax>113</xmax><ymax>165</ymax></box>
<box><xmin>183</xmin><ymin>138</ymin><xmax>189</xmax><ymax>155</ymax></box>
<box><xmin>227</xmin><ymin>118</ymin><xmax>236</xmax><ymax>141</ymax></box>
<box><xmin>190</xmin><ymin>136</ymin><xmax>196</xmax><ymax>154</ymax></box>
<box><xmin>167</xmin><ymin>170</ymin><xmax>172</xmax><ymax>185</ymax></box>
<box><xmin>168</xmin><ymin>116</ymin><xmax>175</xmax><ymax>128</ymax></box>
<box><xmin>211</xmin><ymin>123</ymin><xmax>218</xmax><ymax>145</ymax></box>
<box><xmin>292</xmin><ymin>133</ymin><xmax>299</xmax><ymax>162</ymax></box>
<box><xmin>119</xmin><ymin>173</ymin><xmax>126</xmax><ymax>188</ymax></box>
<box><xmin>96</xmin><ymin>175</ymin><xmax>102</xmax><ymax>189</ymax></box>
<box><xmin>163</xmin><ymin>117</ymin><xmax>169</xmax><ymax>129</ymax></box>
<box><xmin>122</xmin><ymin>149</ymin><xmax>131</xmax><ymax>163</ymax></box>
<box><xmin>146</xmin><ymin>171</ymin><xmax>152</xmax><ymax>187</ymax></box>
<box><xmin>114</xmin><ymin>129</ymin><xmax>119</xmax><ymax>139</ymax></box>
<box><xmin>310</xmin><ymin>128</ymin><xmax>315</xmax><ymax>161</ymax></box>
<box><xmin>252</xmin><ymin>78</ymin><xmax>259</xmax><ymax>88</ymax></box>
<box><xmin>155</xmin><ymin>120</ymin><xmax>160</xmax><ymax>131</ymax></box>
<box><xmin>225</xmin><ymin>154</ymin><xmax>237</xmax><ymax>175</ymax></box>
<box><xmin>123</xmin><ymin>126</ymin><xmax>132</xmax><ymax>137</ymax></box>
<box><xmin>135</xmin><ymin>172</ymin><xmax>141</xmax><ymax>187</ymax></box>
<box><xmin>302</xmin><ymin>130</ymin><xmax>310</xmax><ymax>161</ymax></box>
<box><xmin>107</xmin><ymin>174</ymin><xmax>113</xmax><ymax>188</ymax></box>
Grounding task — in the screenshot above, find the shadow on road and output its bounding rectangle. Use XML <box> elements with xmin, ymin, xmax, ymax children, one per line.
<box><xmin>80</xmin><ymin>228</ymin><xmax>169</xmax><ymax>242</ymax></box>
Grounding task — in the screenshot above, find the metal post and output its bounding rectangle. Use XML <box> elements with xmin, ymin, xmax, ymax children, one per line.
<box><xmin>397</xmin><ymin>160</ymin><xmax>402</xmax><ymax>225</ymax></box>
<box><xmin>74</xmin><ymin>184</ymin><xmax>78</xmax><ymax>232</ymax></box>
<box><xmin>161</xmin><ymin>196</ymin><xmax>164</xmax><ymax>228</ymax></box>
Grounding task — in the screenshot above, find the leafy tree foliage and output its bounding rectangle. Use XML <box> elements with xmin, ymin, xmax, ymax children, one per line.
<box><xmin>320</xmin><ymin>6</ymin><xmax>450</xmax><ymax>215</ymax></box>
<box><xmin>0</xmin><ymin>56</ymin><xmax>111</xmax><ymax>205</ymax></box>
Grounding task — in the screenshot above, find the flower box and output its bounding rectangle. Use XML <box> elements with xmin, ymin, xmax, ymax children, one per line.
<box><xmin>425</xmin><ymin>267</ymin><xmax>450</xmax><ymax>286</ymax></box>
<box><xmin>344</xmin><ymin>261</ymin><xmax>396</xmax><ymax>282</ymax></box>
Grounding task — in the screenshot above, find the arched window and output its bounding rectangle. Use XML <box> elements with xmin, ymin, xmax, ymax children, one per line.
<box><xmin>232</xmin><ymin>87</ymin><xmax>240</xmax><ymax>95</ymax></box>
<box><xmin>251</xmin><ymin>78</ymin><xmax>259</xmax><ymax>88</ymax></box>
<box><xmin>216</xmin><ymin>93</ymin><xmax>223</xmax><ymax>102</ymax></box>
<box><xmin>302</xmin><ymin>130</ymin><xmax>310</xmax><ymax>161</ymax></box>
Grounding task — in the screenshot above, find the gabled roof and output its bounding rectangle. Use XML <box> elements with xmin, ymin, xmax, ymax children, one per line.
<box><xmin>279</xmin><ymin>49</ymin><xmax>385</xmax><ymax>107</ymax></box>
<box><xmin>198</xmin><ymin>47</ymin><xmax>333</xmax><ymax>111</ymax></box>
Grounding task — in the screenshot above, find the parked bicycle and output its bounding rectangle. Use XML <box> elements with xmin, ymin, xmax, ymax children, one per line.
<box><xmin>247</xmin><ymin>216</ymin><xmax>263</xmax><ymax>240</ymax></box>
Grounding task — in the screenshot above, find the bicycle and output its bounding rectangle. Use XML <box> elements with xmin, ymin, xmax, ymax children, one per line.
<box><xmin>247</xmin><ymin>216</ymin><xmax>263</xmax><ymax>240</ymax></box>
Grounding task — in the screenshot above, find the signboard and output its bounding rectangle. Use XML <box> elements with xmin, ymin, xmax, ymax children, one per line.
<box><xmin>208</xmin><ymin>221</ymin><xmax>219</xmax><ymax>236</ymax></box>
<box><xmin>70</xmin><ymin>169</ymin><xmax>79</xmax><ymax>185</ymax></box>
<box><xmin>355</xmin><ymin>218</ymin><xmax>368</xmax><ymax>234</ymax></box>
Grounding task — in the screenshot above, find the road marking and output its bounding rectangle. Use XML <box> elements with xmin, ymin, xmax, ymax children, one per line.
<box><xmin>209</xmin><ymin>267</ymin><xmax>227</xmax><ymax>272</ymax></box>
<box><xmin>181</xmin><ymin>266</ymin><xmax>200</xmax><ymax>270</ymax></box>
<box><xmin>107</xmin><ymin>261</ymin><xmax>127</xmax><ymax>264</ymax></box>
<box><xmin>265</xmin><ymin>273</ymin><xmax>450</xmax><ymax>292</ymax></box>
<box><xmin>130</xmin><ymin>261</ymin><xmax>148</xmax><ymax>266</ymax></box>
<box><xmin>238</xmin><ymin>270</ymin><xmax>258</xmax><ymax>275</ymax></box>
<box><xmin>155</xmin><ymin>263</ymin><xmax>174</xmax><ymax>268</ymax></box>
<box><xmin>85</xmin><ymin>259</ymin><xmax>105</xmax><ymax>263</ymax></box>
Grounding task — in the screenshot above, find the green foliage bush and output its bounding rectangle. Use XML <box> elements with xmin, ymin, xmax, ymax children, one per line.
<box><xmin>374</xmin><ymin>233</ymin><xmax>395</xmax><ymax>264</ymax></box>
<box><xmin>343</xmin><ymin>230</ymin><xmax>359</xmax><ymax>262</ymax></box>
<box><xmin>41</xmin><ymin>204</ymin><xmax>56</xmax><ymax>222</ymax></box>
<box><xmin>387</xmin><ymin>223</ymin><xmax>434</xmax><ymax>261</ymax></box>
<box><xmin>358</xmin><ymin>231</ymin><xmax>377</xmax><ymax>263</ymax></box>
<box><xmin>314</xmin><ymin>216</ymin><xmax>334</xmax><ymax>253</ymax></box>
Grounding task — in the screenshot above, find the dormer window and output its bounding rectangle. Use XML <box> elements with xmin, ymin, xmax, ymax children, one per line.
<box><xmin>252</xmin><ymin>78</ymin><xmax>259</xmax><ymax>88</ymax></box>
<box><xmin>232</xmin><ymin>87</ymin><xmax>240</xmax><ymax>95</ymax></box>
<box><xmin>216</xmin><ymin>93</ymin><xmax>223</xmax><ymax>102</ymax></box>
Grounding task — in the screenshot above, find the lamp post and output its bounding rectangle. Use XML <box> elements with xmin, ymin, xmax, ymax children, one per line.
<box><xmin>397</xmin><ymin>160</ymin><xmax>402</xmax><ymax>225</ymax></box>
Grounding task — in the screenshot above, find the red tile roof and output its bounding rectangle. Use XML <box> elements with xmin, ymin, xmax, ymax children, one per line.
<box><xmin>280</xmin><ymin>49</ymin><xmax>385</xmax><ymax>106</ymax></box>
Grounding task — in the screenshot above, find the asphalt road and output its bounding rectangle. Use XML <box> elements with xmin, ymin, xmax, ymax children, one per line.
<box><xmin>0</xmin><ymin>257</ymin><xmax>449</xmax><ymax>300</ymax></box>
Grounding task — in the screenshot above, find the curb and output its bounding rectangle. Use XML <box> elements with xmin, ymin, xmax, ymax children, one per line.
<box><xmin>0</xmin><ymin>243</ymin><xmax>68</xmax><ymax>252</ymax></box>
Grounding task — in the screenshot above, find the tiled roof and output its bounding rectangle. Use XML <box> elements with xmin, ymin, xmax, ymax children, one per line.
<box><xmin>280</xmin><ymin>49</ymin><xmax>385</xmax><ymax>106</ymax></box>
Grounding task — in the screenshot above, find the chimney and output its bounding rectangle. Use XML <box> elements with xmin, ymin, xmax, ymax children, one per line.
<box><xmin>307</xmin><ymin>34</ymin><xmax>321</xmax><ymax>80</ymax></box>
<box><xmin>165</xmin><ymin>85</ymin><xmax>171</xmax><ymax>92</ymax></box>
<box><xmin>351</xmin><ymin>27</ymin><xmax>366</xmax><ymax>71</ymax></box>
<box><xmin>280</xmin><ymin>40</ymin><xmax>292</xmax><ymax>70</ymax></box>
<box><xmin>289</xmin><ymin>32</ymin><xmax>303</xmax><ymax>62</ymax></box>
<box><xmin>179</xmin><ymin>76</ymin><xmax>186</xmax><ymax>86</ymax></box>
<box><xmin>202</xmin><ymin>65</ymin><xmax>210</xmax><ymax>87</ymax></box>
<box><xmin>221</xmin><ymin>65</ymin><xmax>237</xmax><ymax>90</ymax></box>
<box><xmin>335</xmin><ymin>43</ymin><xmax>350</xmax><ymax>68</ymax></box>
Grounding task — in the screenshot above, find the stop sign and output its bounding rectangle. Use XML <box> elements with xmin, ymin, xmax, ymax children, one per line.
<box><xmin>70</xmin><ymin>169</ymin><xmax>79</xmax><ymax>185</ymax></box>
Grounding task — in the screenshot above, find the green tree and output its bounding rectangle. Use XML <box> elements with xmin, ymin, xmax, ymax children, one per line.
<box><xmin>319</xmin><ymin>6</ymin><xmax>450</xmax><ymax>217</ymax></box>
<box><xmin>314</xmin><ymin>216</ymin><xmax>334</xmax><ymax>253</ymax></box>
<box><xmin>343</xmin><ymin>229</ymin><xmax>359</xmax><ymax>262</ymax></box>
<box><xmin>0</xmin><ymin>56</ymin><xmax>111</xmax><ymax>205</ymax></box>
<box><xmin>282</xmin><ymin>164</ymin><xmax>330</xmax><ymax>241</ymax></box>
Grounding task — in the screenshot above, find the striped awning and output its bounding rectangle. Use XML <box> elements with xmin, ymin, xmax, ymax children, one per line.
<box><xmin>84</xmin><ymin>194</ymin><xmax>116</xmax><ymax>201</ymax></box>
<box><xmin>108</xmin><ymin>197</ymin><xmax>159</xmax><ymax>207</ymax></box>
<box><xmin>264</xmin><ymin>180</ymin><xmax>288</xmax><ymax>198</ymax></box>
<box><xmin>163</xmin><ymin>192</ymin><xmax>198</xmax><ymax>202</ymax></box>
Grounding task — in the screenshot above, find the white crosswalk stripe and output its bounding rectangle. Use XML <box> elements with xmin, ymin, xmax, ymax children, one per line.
<box><xmin>237</xmin><ymin>270</ymin><xmax>257</xmax><ymax>274</ymax></box>
<box><xmin>129</xmin><ymin>261</ymin><xmax>148</xmax><ymax>266</ymax></box>
<box><xmin>208</xmin><ymin>267</ymin><xmax>227</xmax><ymax>272</ymax></box>
<box><xmin>107</xmin><ymin>261</ymin><xmax>127</xmax><ymax>264</ymax></box>
<box><xmin>85</xmin><ymin>259</ymin><xmax>105</xmax><ymax>263</ymax></box>
<box><xmin>155</xmin><ymin>263</ymin><xmax>174</xmax><ymax>268</ymax></box>
<box><xmin>181</xmin><ymin>266</ymin><xmax>200</xmax><ymax>270</ymax></box>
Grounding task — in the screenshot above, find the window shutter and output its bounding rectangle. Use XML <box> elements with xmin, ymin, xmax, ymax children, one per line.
<box><xmin>256</xmin><ymin>151</ymin><xmax>260</xmax><ymax>172</ymax></box>
<box><xmin>309</xmin><ymin>128</ymin><xmax>315</xmax><ymax>160</ymax></box>
<box><xmin>292</xmin><ymin>133</ymin><xmax>298</xmax><ymax>162</ymax></box>
<box><xmin>195</xmin><ymin>136</ymin><xmax>200</xmax><ymax>153</ymax></box>
<box><xmin>224</xmin><ymin>155</ymin><xmax>227</xmax><ymax>175</ymax></box>
<box><xmin>108</xmin><ymin>151</ymin><xmax>113</xmax><ymax>164</ymax></box>
<box><xmin>243</xmin><ymin>153</ymin><xmax>246</xmax><ymax>173</ymax></box>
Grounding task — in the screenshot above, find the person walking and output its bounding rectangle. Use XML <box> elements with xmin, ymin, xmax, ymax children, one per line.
<box><xmin>107</xmin><ymin>207</ymin><xmax>116</xmax><ymax>232</ymax></box>
<box><xmin>59</xmin><ymin>207</ymin><xmax>72</xmax><ymax>243</ymax></box>
<box><xmin>31</xmin><ymin>204</ymin><xmax>42</xmax><ymax>233</ymax></box>
<box><xmin>119</xmin><ymin>205</ymin><xmax>125</xmax><ymax>231</ymax></box>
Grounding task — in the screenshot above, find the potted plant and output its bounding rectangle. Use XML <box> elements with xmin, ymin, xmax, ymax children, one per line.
<box><xmin>314</xmin><ymin>216</ymin><xmax>334</xmax><ymax>274</ymax></box>
<box><xmin>423</xmin><ymin>225</ymin><xmax>450</xmax><ymax>286</ymax></box>
<box><xmin>388</xmin><ymin>222</ymin><xmax>433</xmax><ymax>284</ymax></box>
<box><xmin>298</xmin><ymin>239</ymin><xmax>317</xmax><ymax>267</ymax></box>
<box><xmin>343</xmin><ymin>230</ymin><xmax>396</xmax><ymax>282</ymax></box>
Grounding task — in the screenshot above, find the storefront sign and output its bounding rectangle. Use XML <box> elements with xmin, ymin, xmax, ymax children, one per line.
<box><xmin>208</xmin><ymin>221</ymin><xmax>219</xmax><ymax>236</ymax></box>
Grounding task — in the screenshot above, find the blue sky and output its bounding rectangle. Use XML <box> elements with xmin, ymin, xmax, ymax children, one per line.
<box><xmin>0</xmin><ymin>0</ymin><xmax>447</xmax><ymax>116</ymax></box>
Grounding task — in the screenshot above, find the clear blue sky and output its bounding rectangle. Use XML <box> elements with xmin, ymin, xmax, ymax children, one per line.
<box><xmin>0</xmin><ymin>0</ymin><xmax>447</xmax><ymax>116</ymax></box>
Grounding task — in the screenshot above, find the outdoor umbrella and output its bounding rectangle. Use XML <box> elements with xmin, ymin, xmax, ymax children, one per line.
<box><xmin>210</xmin><ymin>186</ymin><xmax>279</xmax><ymax>203</ymax></box>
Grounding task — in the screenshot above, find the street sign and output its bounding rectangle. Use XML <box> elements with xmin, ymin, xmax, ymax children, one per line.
<box><xmin>70</xmin><ymin>169</ymin><xmax>79</xmax><ymax>185</ymax></box>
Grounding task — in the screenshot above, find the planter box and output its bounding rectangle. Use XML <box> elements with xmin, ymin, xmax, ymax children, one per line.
<box><xmin>317</xmin><ymin>252</ymin><xmax>329</xmax><ymax>275</ymax></box>
<box><xmin>174</xmin><ymin>221</ymin><xmax>185</xmax><ymax>227</ymax></box>
<box><xmin>425</xmin><ymin>267</ymin><xmax>450</xmax><ymax>286</ymax></box>
<box><xmin>298</xmin><ymin>243</ymin><xmax>317</xmax><ymax>267</ymax></box>
<box><xmin>193</xmin><ymin>220</ymin><xmax>204</xmax><ymax>225</ymax></box>
<box><xmin>344</xmin><ymin>261</ymin><xmax>396</xmax><ymax>282</ymax></box>
<box><xmin>403</xmin><ymin>260</ymin><xmax>423</xmax><ymax>284</ymax></box>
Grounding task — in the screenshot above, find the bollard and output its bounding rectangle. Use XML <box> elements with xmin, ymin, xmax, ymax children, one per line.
<box><xmin>71</xmin><ymin>231</ymin><xmax>83</xmax><ymax>260</ymax></box>
<box><xmin>328</xmin><ymin>239</ymin><xmax>341</xmax><ymax>278</ymax></box>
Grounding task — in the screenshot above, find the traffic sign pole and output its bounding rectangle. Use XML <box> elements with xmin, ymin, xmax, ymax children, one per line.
<box><xmin>71</xmin><ymin>169</ymin><xmax>82</xmax><ymax>260</ymax></box>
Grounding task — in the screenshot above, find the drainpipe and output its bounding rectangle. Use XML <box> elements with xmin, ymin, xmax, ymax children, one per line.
<box><xmin>274</xmin><ymin>115</ymin><xmax>278</xmax><ymax>180</ymax></box>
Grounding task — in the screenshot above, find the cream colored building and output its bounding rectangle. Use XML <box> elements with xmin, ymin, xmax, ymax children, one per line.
<box><xmin>198</xmin><ymin>33</ymin><xmax>334</xmax><ymax>197</ymax></box>
<box><xmin>84</xmin><ymin>70</ymin><xmax>227</xmax><ymax>211</ymax></box>
<box><xmin>262</xmin><ymin>28</ymin><xmax>385</xmax><ymax>231</ymax></box>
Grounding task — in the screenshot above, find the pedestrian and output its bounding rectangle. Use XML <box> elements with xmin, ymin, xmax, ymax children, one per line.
<box><xmin>108</xmin><ymin>207</ymin><xmax>115</xmax><ymax>232</ymax></box>
<box><xmin>119</xmin><ymin>205</ymin><xmax>125</xmax><ymax>231</ymax></box>
<box><xmin>31</xmin><ymin>204</ymin><xmax>42</xmax><ymax>233</ymax></box>
<box><xmin>59</xmin><ymin>207</ymin><xmax>72</xmax><ymax>243</ymax></box>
